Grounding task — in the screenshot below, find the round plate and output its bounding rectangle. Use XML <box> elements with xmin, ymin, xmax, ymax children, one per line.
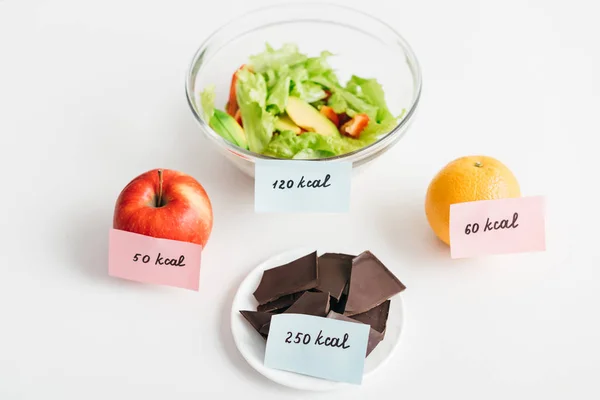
<box><xmin>231</xmin><ymin>247</ymin><xmax>405</xmax><ymax>391</ymax></box>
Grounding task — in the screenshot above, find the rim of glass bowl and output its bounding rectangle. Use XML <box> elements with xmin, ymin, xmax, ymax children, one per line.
<box><xmin>185</xmin><ymin>2</ymin><xmax>422</xmax><ymax>163</ymax></box>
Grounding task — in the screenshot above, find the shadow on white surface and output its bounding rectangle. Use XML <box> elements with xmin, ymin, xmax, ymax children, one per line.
<box><xmin>217</xmin><ymin>265</ymin><xmax>303</xmax><ymax>395</ymax></box>
<box><xmin>67</xmin><ymin>210</ymin><xmax>114</xmax><ymax>282</ymax></box>
<box><xmin>375</xmin><ymin>197</ymin><xmax>451</xmax><ymax>265</ymax></box>
<box><xmin>66</xmin><ymin>209</ymin><xmax>161</xmax><ymax>290</ymax></box>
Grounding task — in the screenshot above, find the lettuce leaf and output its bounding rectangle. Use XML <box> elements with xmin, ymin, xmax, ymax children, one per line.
<box><xmin>236</xmin><ymin>68</ymin><xmax>275</xmax><ymax>153</ymax></box>
<box><xmin>199</xmin><ymin>84</ymin><xmax>216</xmax><ymax>121</ymax></box>
<box><xmin>255</xmin><ymin>45</ymin><xmax>338</xmax><ymax>106</ymax></box>
<box><xmin>309</xmin><ymin>75</ymin><xmax>337</xmax><ymax>90</ymax></box>
<box><xmin>263</xmin><ymin>69</ymin><xmax>278</xmax><ymax>89</ymax></box>
<box><xmin>266</xmin><ymin>75</ymin><xmax>290</xmax><ymax>115</ymax></box>
<box><xmin>263</xmin><ymin>130</ymin><xmax>378</xmax><ymax>159</ymax></box>
<box><xmin>360</xmin><ymin>115</ymin><xmax>399</xmax><ymax>142</ymax></box>
<box><xmin>326</xmin><ymin>92</ymin><xmax>347</xmax><ymax>114</ymax></box>
<box><xmin>289</xmin><ymin>66</ymin><xmax>309</xmax><ymax>83</ymax></box>
<box><xmin>304</xmin><ymin>51</ymin><xmax>335</xmax><ymax>77</ymax></box>
<box><xmin>317</xmin><ymin>76</ymin><xmax>378</xmax><ymax>120</ymax></box>
<box><xmin>264</xmin><ymin>132</ymin><xmax>324</xmax><ymax>158</ymax></box>
<box><xmin>346</xmin><ymin>75</ymin><xmax>393</xmax><ymax>122</ymax></box>
<box><xmin>291</xmin><ymin>81</ymin><xmax>328</xmax><ymax>103</ymax></box>
<box><xmin>293</xmin><ymin>148</ymin><xmax>336</xmax><ymax>159</ymax></box>
<box><xmin>249</xmin><ymin>43</ymin><xmax>307</xmax><ymax>73</ymax></box>
<box><xmin>333</xmin><ymin>88</ymin><xmax>378</xmax><ymax>121</ymax></box>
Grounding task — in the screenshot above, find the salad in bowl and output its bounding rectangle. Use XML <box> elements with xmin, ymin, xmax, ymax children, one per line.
<box><xmin>199</xmin><ymin>43</ymin><xmax>405</xmax><ymax>160</ymax></box>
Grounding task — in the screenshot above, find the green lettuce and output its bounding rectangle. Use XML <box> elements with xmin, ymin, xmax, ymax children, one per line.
<box><xmin>360</xmin><ymin>115</ymin><xmax>399</xmax><ymax>142</ymax></box>
<box><xmin>264</xmin><ymin>130</ymin><xmax>380</xmax><ymax>159</ymax></box>
<box><xmin>199</xmin><ymin>84</ymin><xmax>216</xmax><ymax>121</ymax></box>
<box><xmin>290</xmin><ymin>81</ymin><xmax>328</xmax><ymax>103</ymax></box>
<box><xmin>254</xmin><ymin>44</ymin><xmax>335</xmax><ymax>106</ymax></box>
<box><xmin>346</xmin><ymin>75</ymin><xmax>393</xmax><ymax>122</ymax></box>
<box><xmin>316</xmin><ymin>76</ymin><xmax>378</xmax><ymax>120</ymax></box>
<box><xmin>249</xmin><ymin>43</ymin><xmax>307</xmax><ymax>73</ymax></box>
<box><xmin>289</xmin><ymin>66</ymin><xmax>309</xmax><ymax>83</ymax></box>
<box><xmin>326</xmin><ymin>92</ymin><xmax>347</xmax><ymax>114</ymax></box>
<box><xmin>263</xmin><ymin>69</ymin><xmax>278</xmax><ymax>89</ymax></box>
<box><xmin>304</xmin><ymin>51</ymin><xmax>333</xmax><ymax>76</ymax></box>
<box><xmin>332</xmin><ymin>87</ymin><xmax>378</xmax><ymax>120</ymax></box>
<box><xmin>263</xmin><ymin>131</ymin><xmax>338</xmax><ymax>159</ymax></box>
<box><xmin>236</xmin><ymin>68</ymin><xmax>275</xmax><ymax>153</ymax></box>
<box><xmin>293</xmin><ymin>148</ymin><xmax>336</xmax><ymax>160</ymax></box>
<box><xmin>266</xmin><ymin>75</ymin><xmax>290</xmax><ymax>115</ymax></box>
<box><xmin>309</xmin><ymin>75</ymin><xmax>337</xmax><ymax>91</ymax></box>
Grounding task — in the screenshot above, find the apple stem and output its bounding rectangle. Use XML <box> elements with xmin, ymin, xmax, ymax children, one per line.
<box><xmin>157</xmin><ymin>169</ymin><xmax>164</xmax><ymax>207</ymax></box>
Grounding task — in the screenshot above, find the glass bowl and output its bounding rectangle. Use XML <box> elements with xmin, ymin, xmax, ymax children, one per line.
<box><xmin>185</xmin><ymin>2</ymin><xmax>422</xmax><ymax>178</ymax></box>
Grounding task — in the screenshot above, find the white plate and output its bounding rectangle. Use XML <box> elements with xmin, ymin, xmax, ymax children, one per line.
<box><xmin>230</xmin><ymin>247</ymin><xmax>405</xmax><ymax>391</ymax></box>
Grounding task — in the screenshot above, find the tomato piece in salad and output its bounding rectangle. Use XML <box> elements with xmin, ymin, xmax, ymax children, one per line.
<box><xmin>341</xmin><ymin>113</ymin><xmax>370</xmax><ymax>138</ymax></box>
<box><xmin>319</xmin><ymin>105</ymin><xmax>339</xmax><ymax>127</ymax></box>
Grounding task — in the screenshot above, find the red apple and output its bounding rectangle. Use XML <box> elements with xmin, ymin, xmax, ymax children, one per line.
<box><xmin>113</xmin><ymin>169</ymin><xmax>213</xmax><ymax>247</ymax></box>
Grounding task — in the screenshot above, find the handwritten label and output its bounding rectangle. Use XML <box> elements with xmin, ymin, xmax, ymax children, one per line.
<box><xmin>132</xmin><ymin>253</ymin><xmax>186</xmax><ymax>267</ymax></box>
<box><xmin>108</xmin><ymin>228</ymin><xmax>202</xmax><ymax>290</ymax></box>
<box><xmin>284</xmin><ymin>330</ymin><xmax>350</xmax><ymax>348</ymax></box>
<box><xmin>449</xmin><ymin>196</ymin><xmax>546</xmax><ymax>259</ymax></box>
<box><xmin>272</xmin><ymin>174</ymin><xmax>332</xmax><ymax>190</ymax></box>
<box><xmin>255</xmin><ymin>160</ymin><xmax>352</xmax><ymax>213</ymax></box>
<box><xmin>264</xmin><ymin>314</ymin><xmax>370</xmax><ymax>384</ymax></box>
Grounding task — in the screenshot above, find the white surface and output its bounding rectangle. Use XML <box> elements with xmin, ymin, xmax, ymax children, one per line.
<box><xmin>231</xmin><ymin>247</ymin><xmax>404</xmax><ymax>391</ymax></box>
<box><xmin>0</xmin><ymin>0</ymin><xmax>598</xmax><ymax>399</ymax></box>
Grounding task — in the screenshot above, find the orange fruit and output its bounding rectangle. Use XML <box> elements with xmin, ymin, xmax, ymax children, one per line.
<box><xmin>425</xmin><ymin>156</ymin><xmax>521</xmax><ymax>245</ymax></box>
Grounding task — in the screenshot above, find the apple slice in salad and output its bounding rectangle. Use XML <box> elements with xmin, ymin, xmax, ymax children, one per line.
<box><xmin>199</xmin><ymin>43</ymin><xmax>404</xmax><ymax>160</ymax></box>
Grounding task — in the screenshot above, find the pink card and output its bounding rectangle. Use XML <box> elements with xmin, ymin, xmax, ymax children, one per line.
<box><xmin>108</xmin><ymin>228</ymin><xmax>202</xmax><ymax>290</ymax></box>
<box><xmin>449</xmin><ymin>196</ymin><xmax>546</xmax><ymax>259</ymax></box>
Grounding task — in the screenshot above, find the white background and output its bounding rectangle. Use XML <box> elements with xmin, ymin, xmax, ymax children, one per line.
<box><xmin>0</xmin><ymin>0</ymin><xmax>598</xmax><ymax>399</ymax></box>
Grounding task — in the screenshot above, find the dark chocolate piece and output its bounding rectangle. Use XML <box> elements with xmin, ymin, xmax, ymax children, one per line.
<box><xmin>315</xmin><ymin>253</ymin><xmax>354</xmax><ymax>301</ymax></box>
<box><xmin>260</xmin><ymin>291</ymin><xmax>330</xmax><ymax>336</ymax></box>
<box><xmin>285</xmin><ymin>291</ymin><xmax>330</xmax><ymax>316</ymax></box>
<box><xmin>239</xmin><ymin>310</ymin><xmax>273</xmax><ymax>339</ymax></box>
<box><xmin>253</xmin><ymin>252</ymin><xmax>318</xmax><ymax>305</ymax></box>
<box><xmin>344</xmin><ymin>251</ymin><xmax>406</xmax><ymax>316</ymax></box>
<box><xmin>330</xmin><ymin>282</ymin><xmax>349</xmax><ymax>314</ymax></box>
<box><xmin>350</xmin><ymin>300</ymin><xmax>390</xmax><ymax>335</ymax></box>
<box><xmin>327</xmin><ymin>311</ymin><xmax>384</xmax><ymax>357</ymax></box>
<box><xmin>257</xmin><ymin>292</ymin><xmax>304</xmax><ymax>313</ymax></box>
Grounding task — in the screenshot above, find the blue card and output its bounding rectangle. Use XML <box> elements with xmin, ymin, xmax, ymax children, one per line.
<box><xmin>263</xmin><ymin>314</ymin><xmax>370</xmax><ymax>385</ymax></box>
<box><xmin>254</xmin><ymin>160</ymin><xmax>352</xmax><ymax>213</ymax></box>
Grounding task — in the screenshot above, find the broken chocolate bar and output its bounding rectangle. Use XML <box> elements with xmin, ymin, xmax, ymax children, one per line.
<box><xmin>253</xmin><ymin>252</ymin><xmax>318</xmax><ymax>305</ymax></box>
<box><xmin>260</xmin><ymin>291</ymin><xmax>330</xmax><ymax>336</ymax></box>
<box><xmin>344</xmin><ymin>251</ymin><xmax>406</xmax><ymax>316</ymax></box>
<box><xmin>285</xmin><ymin>291</ymin><xmax>330</xmax><ymax>316</ymax></box>
<box><xmin>330</xmin><ymin>282</ymin><xmax>349</xmax><ymax>314</ymax></box>
<box><xmin>315</xmin><ymin>253</ymin><xmax>354</xmax><ymax>301</ymax></box>
<box><xmin>257</xmin><ymin>292</ymin><xmax>303</xmax><ymax>313</ymax></box>
<box><xmin>239</xmin><ymin>310</ymin><xmax>273</xmax><ymax>339</ymax></box>
<box><xmin>327</xmin><ymin>311</ymin><xmax>384</xmax><ymax>357</ymax></box>
<box><xmin>350</xmin><ymin>300</ymin><xmax>390</xmax><ymax>337</ymax></box>
<box><xmin>241</xmin><ymin>250</ymin><xmax>406</xmax><ymax>357</ymax></box>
